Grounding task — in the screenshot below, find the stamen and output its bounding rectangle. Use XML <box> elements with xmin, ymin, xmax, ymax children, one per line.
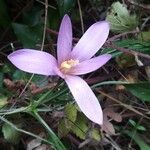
<box><xmin>60</xmin><ymin>59</ymin><xmax>79</xmax><ymax>73</ymax></box>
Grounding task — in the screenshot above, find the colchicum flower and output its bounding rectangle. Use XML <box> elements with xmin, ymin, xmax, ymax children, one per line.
<box><xmin>8</xmin><ymin>15</ymin><xmax>111</xmax><ymax>125</ymax></box>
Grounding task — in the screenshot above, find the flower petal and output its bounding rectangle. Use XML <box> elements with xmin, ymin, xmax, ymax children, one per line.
<box><xmin>71</xmin><ymin>21</ymin><xmax>109</xmax><ymax>61</ymax></box>
<box><xmin>57</xmin><ymin>14</ymin><xmax>72</xmax><ymax>64</ymax></box>
<box><xmin>69</xmin><ymin>54</ymin><xmax>111</xmax><ymax>75</ymax></box>
<box><xmin>8</xmin><ymin>49</ymin><xmax>57</xmax><ymax>76</ymax></box>
<box><xmin>65</xmin><ymin>75</ymin><xmax>103</xmax><ymax>125</ymax></box>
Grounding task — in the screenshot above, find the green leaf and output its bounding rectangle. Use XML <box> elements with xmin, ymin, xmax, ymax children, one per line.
<box><xmin>2</xmin><ymin>122</ymin><xmax>21</xmax><ymax>144</ymax></box>
<box><xmin>65</xmin><ymin>103</ymin><xmax>77</xmax><ymax>122</ymax></box>
<box><xmin>0</xmin><ymin>95</ymin><xmax>8</xmax><ymax>108</ymax></box>
<box><xmin>92</xmin><ymin>81</ymin><xmax>150</xmax><ymax>102</ymax></box>
<box><xmin>1</xmin><ymin>64</ymin><xmax>11</xmax><ymax>73</ymax></box>
<box><xmin>58</xmin><ymin>119</ymin><xmax>71</xmax><ymax>137</ymax></box>
<box><xmin>12</xmin><ymin>23</ymin><xmax>43</xmax><ymax>48</ymax></box>
<box><xmin>129</xmin><ymin>119</ymin><xmax>136</xmax><ymax>127</ymax></box>
<box><xmin>129</xmin><ymin>119</ymin><xmax>146</xmax><ymax>131</ymax></box>
<box><xmin>125</xmin><ymin>83</ymin><xmax>150</xmax><ymax>102</ymax></box>
<box><xmin>23</xmin><ymin>7</ymin><xmax>43</xmax><ymax>26</ymax></box>
<box><xmin>0</xmin><ymin>73</ymin><xmax>3</xmax><ymax>88</ymax></box>
<box><xmin>106</xmin><ymin>1</ymin><xmax>138</xmax><ymax>33</ymax></box>
<box><xmin>137</xmin><ymin>126</ymin><xmax>146</xmax><ymax>131</ymax></box>
<box><xmin>102</xmin><ymin>39</ymin><xmax>150</xmax><ymax>56</ymax></box>
<box><xmin>48</xmin><ymin>8</ymin><xmax>59</xmax><ymax>30</ymax></box>
<box><xmin>0</xmin><ymin>0</ymin><xmax>11</xmax><ymax>27</ymax></box>
<box><xmin>13</xmin><ymin>70</ymin><xmax>27</xmax><ymax>80</ymax></box>
<box><xmin>71</xmin><ymin>114</ymin><xmax>88</xmax><ymax>139</ymax></box>
<box><xmin>33</xmin><ymin>111</ymin><xmax>66</xmax><ymax>150</ymax></box>
<box><xmin>123</xmin><ymin>130</ymin><xmax>150</xmax><ymax>150</ymax></box>
<box><xmin>57</xmin><ymin>0</ymin><xmax>76</xmax><ymax>17</ymax></box>
<box><xmin>138</xmin><ymin>32</ymin><xmax>150</xmax><ymax>42</ymax></box>
<box><xmin>91</xmin><ymin>129</ymin><xmax>101</xmax><ymax>141</ymax></box>
<box><xmin>115</xmin><ymin>39</ymin><xmax>150</xmax><ymax>54</ymax></box>
<box><xmin>58</xmin><ymin>103</ymin><xmax>77</xmax><ymax>137</ymax></box>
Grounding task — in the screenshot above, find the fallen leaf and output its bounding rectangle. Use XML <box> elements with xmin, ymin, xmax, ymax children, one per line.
<box><xmin>101</xmin><ymin>108</ymin><xmax>123</xmax><ymax>135</ymax></box>
<box><xmin>104</xmin><ymin>108</ymin><xmax>122</xmax><ymax>122</ymax></box>
<box><xmin>101</xmin><ymin>114</ymin><xmax>115</xmax><ymax>135</ymax></box>
<box><xmin>27</xmin><ymin>132</ymin><xmax>45</xmax><ymax>150</ymax></box>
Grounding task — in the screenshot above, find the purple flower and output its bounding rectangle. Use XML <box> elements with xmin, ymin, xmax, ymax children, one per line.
<box><xmin>8</xmin><ymin>15</ymin><xmax>111</xmax><ymax>125</ymax></box>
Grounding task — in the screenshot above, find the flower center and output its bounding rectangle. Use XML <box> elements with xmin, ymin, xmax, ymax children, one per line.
<box><xmin>60</xmin><ymin>59</ymin><xmax>79</xmax><ymax>73</ymax></box>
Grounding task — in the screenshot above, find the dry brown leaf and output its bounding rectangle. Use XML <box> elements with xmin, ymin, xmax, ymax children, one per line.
<box><xmin>35</xmin><ymin>144</ymin><xmax>52</xmax><ymax>150</ymax></box>
<box><xmin>3</xmin><ymin>78</ymin><xmax>56</xmax><ymax>95</ymax></box>
<box><xmin>27</xmin><ymin>132</ymin><xmax>46</xmax><ymax>150</ymax></box>
<box><xmin>103</xmin><ymin>108</ymin><xmax>122</xmax><ymax>122</ymax></box>
<box><xmin>4</xmin><ymin>79</ymin><xmax>26</xmax><ymax>91</ymax></box>
<box><xmin>101</xmin><ymin>108</ymin><xmax>123</xmax><ymax>135</ymax></box>
<box><xmin>101</xmin><ymin>114</ymin><xmax>115</xmax><ymax>135</ymax></box>
<box><xmin>3</xmin><ymin>79</ymin><xmax>15</xmax><ymax>90</ymax></box>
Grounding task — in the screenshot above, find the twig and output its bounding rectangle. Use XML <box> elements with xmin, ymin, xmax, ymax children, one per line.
<box><xmin>46</xmin><ymin>28</ymin><xmax>79</xmax><ymax>42</ymax></box>
<box><xmin>46</xmin><ymin>28</ymin><xmax>58</xmax><ymax>36</ymax></box>
<box><xmin>126</xmin><ymin>0</ymin><xmax>150</xmax><ymax>10</ymax></box>
<box><xmin>107</xmin><ymin>30</ymin><xmax>139</xmax><ymax>42</ymax></box>
<box><xmin>41</xmin><ymin>0</ymin><xmax>48</xmax><ymax>51</ymax></box>
<box><xmin>46</xmin><ymin>27</ymin><xmax>150</xmax><ymax>59</ymax></box>
<box><xmin>97</xmin><ymin>90</ymin><xmax>150</xmax><ymax>120</ymax></box>
<box><xmin>77</xmin><ymin>0</ymin><xmax>84</xmax><ymax>34</ymax></box>
<box><xmin>35</xmin><ymin>0</ymin><xmax>56</xmax><ymax>9</ymax></box>
<box><xmin>141</xmin><ymin>17</ymin><xmax>150</xmax><ymax>30</ymax></box>
<box><xmin>105</xmin><ymin>42</ymin><xmax>150</xmax><ymax>59</ymax></box>
<box><xmin>18</xmin><ymin>74</ymin><xmax>34</xmax><ymax>98</ymax></box>
<box><xmin>19</xmin><ymin>0</ymin><xmax>48</xmax><ymax>97</ymax></box>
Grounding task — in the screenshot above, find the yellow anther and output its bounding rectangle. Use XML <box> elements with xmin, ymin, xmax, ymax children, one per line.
<box><xmin>61</xmin><ymin>61</ymin><xmax>72</xmax><ymax>69</ymax></box>
<box><xmin>60</xmin><ymin>59</ymin><xmax>79</xmax><ymax>73</ymax></box>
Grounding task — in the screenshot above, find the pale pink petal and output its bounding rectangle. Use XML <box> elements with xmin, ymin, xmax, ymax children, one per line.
<box><xmin>71</xmin><ymin>21</ymin><xmax>109</xmax><ymax>61</ymax></box>
<box><xmin>53</xmin><ymin>66</ymin><xmax>65</xmax><ymax>79</ymax></box>
<box><xmin>8</xmin><ymin>49</ymin><xmax>57</xmax><ymax>76</ymax></box>
<box><xmin>69</xmin><ymin>54</ymin><xmax>111</xmax><ymax>75</ymax></box>
<box><xmin>57</xmin><ymin>15</ymin><xmax>72</xmax><ymax>64</ymax></box>
<box><xmin>65</xmin><ymin>75</ymin><xmax>103</xmax><ymax>125</ymax></box>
